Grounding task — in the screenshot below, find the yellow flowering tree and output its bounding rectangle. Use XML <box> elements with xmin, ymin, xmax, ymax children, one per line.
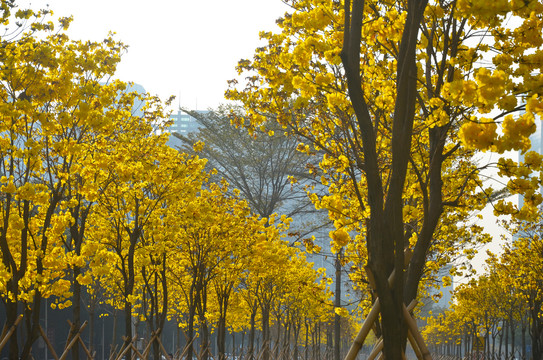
<box><xmin>166</xmin><ymin>182</ymin><xmax>250</xmax><ymax>360</ymax></box>
<box><xmin>227</xmin><ymin>0</ymin><xmax>543</xmax><ymax>357</ymax></box>
<box><xmin>490</xmin><ymin>216</ymin><xmax>543</xmax><ymax>359</ymax></box>
<box><xmin>0</xmin><ymin>10</ymin><xmax>139</xmax><ymax>359</ymax></box>
<box><xmin>87</xmin><ymin>127</ymin><xmax>206</xmax><ymax>360</ymax></box>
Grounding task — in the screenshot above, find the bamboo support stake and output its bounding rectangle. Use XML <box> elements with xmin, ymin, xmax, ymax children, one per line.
<box><xmin>408</xmin><ymin>330</ymin><xmax>423</xmax><ymax>360</ymax></box>
<box><xmin>142</xmin><ymin>331</ymin><xmax>159</xmax><ymax>359</ymax></box>
<box><xmin>109</xmin><ymin>344</ymin><xmax>119</xmax><ymax>360</ymax></box>
<box><xmin>59</xmin><ymin>321</ymin><xmax>88</xmax><ymax>360</ymax></box>
<box><xmin>0</xmin><ymin>314</ymin><xmax>23</xmax><ymax>353</ymax></box>
<box><xmin>343</xmin><ymin>298</ymin><xmax>380</xmax><ymax>360</ymax></box>
<box><xmin>130</xmin><ymin>343</ymin><xmax>144</xmax><ymax>360</ymax></box>
<box><xmin>367</xmin><ymin>338</ymin><xmax>384</xmax><ymax>360</ymax></box>
<box><xmin>179</xmin><ymin>337</ymin><xmax>195</xmax><ymax>359</ymax></box>
<box><xmin>403</xmin><ymin>299</ymin><xmax>423</xmax><ymax>360</ymax></box>
<box><xmin>344</xmin><ymin>268</ymin><xmax>397</xmax><ymax>360</ymax></box>
<box><xmin>67</xmin><ymin>320</ymin><xmax>94</xmax><ymax>360</ymax></box>
<box><xmin>77</xmin><ymin>336</ymin><xmax>94</xmax><ymax>360</ymax></box>
<box><xmin>403</xmin><ymin>303</ymin><xmax>432</xmax><ymax>360</ymax></box>
<box><xmin>0</xmin><ymin>324</ymin><xmax>7</xmax><ymax>344</ymax></box>
<box><xmin>363</xmin><ymin>302</ymin><xmax>419</xmax><ymax>360</ymax></box>
<box><xmin>157</xmin><ymin>336</ymin><xmax>170</xmax><ymax>359</ymax></box>
<box><xmin>114</xmin><ymin>336</ymin><xmax>137</xmax><ymax>360</ymax></box>
<box><xmin>39</xmin><ymin>325</ymin><xmax>60</xmax><ymax>360</ymax></box>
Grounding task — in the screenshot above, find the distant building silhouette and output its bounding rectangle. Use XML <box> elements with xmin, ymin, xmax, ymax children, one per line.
<box><xmin>165</xmin><ymin>109</ymin><xmax>206</xmax><ymax>148</ymax></box>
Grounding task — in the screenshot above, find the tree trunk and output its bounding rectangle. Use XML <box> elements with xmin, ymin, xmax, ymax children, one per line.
<box><xmin>70</xmin><ymin>267</ymin><xmax>82</xmax><ymax>360</ymax></box>
<box><xmin>261</xmin><ymin>304</ymin><xmax>270</xmax><ymax>360</ymax></box>
<box><xmin>510</xmin><ymin>312</ymin><xmax>516</xmax><ymax>359</ymax></box>
<box><xmin>217</xmin><ymin>316</ymin><xmax>227</xmax><ymax>360</ymax></box>
<box><xmin>1</xmin><ymin>197</ymin><xmax>28</xmax><ymax>360</ymax></box>
<box><xmin>22</xmin><ymin>197</ymin><xmax>58</xmax><ymax>360</ymax></box>
<box><xmin>293</xmin><ymin>321</ymin><xmax>300</xmax><ymax>360</ymax></box>
<box><xmin>248</xmin><ymin>302</ymin><xmax>257</xmax><ymax>360</ymax></box>
<box><xmin>200</xmin><ymin>319</ymin><xmax>210</xmax><ymax>360</ymax></box>
<box><xmin>176</xmin><ymin>319</ymin><xmax>181</xmax><ymax>357</ymax></box>
<box><xmin>522</xmin><ymin>314</ymin><xmax>527</xmax><ymax>360</ymax></box>
<box><xmin>500</xmin><ymin>319</ymin><xmax>505</xmax><ymax>358</ymax></box>
<box><xmin>185</xmin><ymin>304</ymin><xmax>196</xmax><ymax>360</ymax></box>
<box><xmin>240</xmin><ymin>331</ymin><xmax>245</xmax><ymax>360</ymax></box>
<box><xmin>274</xmin><ymin>315</ymin><xmax>281</xmax><ymax>360</ymax></box>
<box><xmin>334</xmin><ymin>250</ymin><xmax>342</xmax><ymax>360</ymax></box>
<box><xmin>304</xmin><ymin>320</ymin><xmax>309</xmax><ymax>360</ymax></box>
<box><xmin>340</xmin><ymin>0</ymin><xmax>429</xmax><ymax>357</ymax></box>
<box><xmin>5</xmin><ymin>299</ymin><xmax>19</xmax><ymax>360</ymax></box>
<box><xmin>20</xmin><ymin>294</ymin><xmax>42</xmax><ymax>360</ymax></box>
<box><xmin>124</xmin><ymin>301</ymin><xmax>133</xmax><ymax>360</ymax></box>
<box><xmin>232</xmin><ymin>332</ymin><xmax>236</xmax><ymax>360</ymax></box>
<box><xmin>89</xmin><ymin>306</ymin><xmax>95</xmax><ymax>358</ymax></box>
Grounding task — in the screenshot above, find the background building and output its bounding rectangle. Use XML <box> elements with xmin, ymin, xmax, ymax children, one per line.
<box><xmin>165</xmin><ymin>109</ymin><xmax>204</xmax><ymax>148</ymax></box>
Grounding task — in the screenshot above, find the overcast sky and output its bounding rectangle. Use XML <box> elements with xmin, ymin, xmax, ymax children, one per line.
<box><xmin>21</xmin><ymin>0</ymin><xmax>289</xmax><ymax>110</ymax></box>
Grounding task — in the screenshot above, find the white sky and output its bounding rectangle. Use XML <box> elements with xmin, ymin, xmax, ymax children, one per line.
<box><xmin>22</xmin><ymin>0</ymin><xmax>290</xmax><ymax>110</ymax></box>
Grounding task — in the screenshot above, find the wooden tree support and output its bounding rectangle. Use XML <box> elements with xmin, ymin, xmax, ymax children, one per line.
<box><xmin>179</xmin><ymin>336</ymin><xmax>196</xmax><ymax>360</ymax></box>
<box><xmin>108</xmin><ymin>344</ymin><xmax>119</xmax><ymax>360</ymax></box>
<box><xmin>39</xmin><ymin>325</ymin><xmax>60</xmax><ymax>360</ymax></box>
<box><xmin>103</xmin><ymin>330</ymin><xmax>172</xmax><ymax>360</ymax></box>
<box><xmin>61</xmin><ymin>321</ymin><xmax>89</xmax><ymax>360</ymax></box>
<box><xmin>344</xmin><ymin>260</ymin><xmax>433</xmax><ymax>360</ymax></box>
<box><xmin>114</xmin><ymin>336</ymin><xmax>137</xmax><ymax>360</ymax></box>
<box><xmin>138</xmin><ymin>330</ymin><xmax>159</xmax><ymax>360</ymax></box>
<box><xmin>157</xmin><ymin>335</ymin><xmax>171</xmax><ymax>359</ymax></box>
<box><xmin>37</xmin><ymin>320</ymin><xmax>89</xmax><ymax>360</ymax></box>
<box><xmin>0</xmin><ymin>314</ymin><xmax>23</xmax><ymax>353</ymax></box>
<box><xmin>67</xmin><ymin>320</ymin><xmax>95</xmax><ymax>360</ymax></box>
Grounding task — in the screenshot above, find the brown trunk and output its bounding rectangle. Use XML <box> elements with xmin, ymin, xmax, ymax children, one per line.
<box><xmin>232</xmin><ymin>331</ymin><xmax>236</xmax><ymax>360</ymax></box>
<box><xmin>185</xmin><ymin>303</ymin><xmax>196</xmax><ymax>360</ymax></box>
<box><xmin>304</xmin><ymin>320</ymin><xmax>309</xmax><ymax>360</ymax></box>
<box><xmin>274</xmin><ymin>314</ymin><xmax>281</xmax><ymax>359</ymax></box>
<box><xmin>293</xmin><ymin>321</ymin><xmax>300</xmax><ymax>360</ymax></box>
<box><xmin>1</xmin><ymin>200</ymin><xmax>30</xmax><ymax>360</ymax></box>
<box><xmin>70</xmin><ymin>267</ymin><xmax>82</xmax><ymax>360</ymax></box>
<box><xmin>124</xmin><ymin>301</ymin><xmax>133</xmax><ymax>360</ymax></box>
<box><xmin>260</xmin><ymin>304</ymin><xmax>270</xmax><ymax>360</ymax></box>
<box><xmin>20</xmin><ymin>294</ymin><xmax>41</xmax><ymax>360</ymax></box>
<box><xmin>341</xmin><ymin>0</ymin><xmax>429</xmax><ymax>357</ymax></box>
<box><xmin>217</xmin><ymin>317</ymin><xmax>227</xmax><ymax>360</ymax></box>
<box><xmin>5</xmin><ymin>300</ymin><xmax>19</xmax><ymax>360</ymax></box>
<box><xmin>247</xmin><ymin>302</ymin><xmax>257</xmax><ymax>360</ymax></box>
<box><xmin>22</xmin><ymin>193</ymin><xmax>61</xmax><ymax>360</ymax></box>
<box><xmin>334</xmin><ymin>250</ymin><xmax>342</xmax><ymax>360</ymax></box>
<box><xmin>199</xmin><ymin>321</ymin><xmax>209</xmax><ymax>360</ymax></box>
<box><xmin>216</xmin><ymin>283</ymin><xmax>231</xmax><ymax>360</ymax></box>
<box><xmin>89</xmin><ymin>305</ymin><xmax>95</xmax><ymax>357</ymax></box>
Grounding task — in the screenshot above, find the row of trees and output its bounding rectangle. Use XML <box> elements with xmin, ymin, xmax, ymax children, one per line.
<box><xmin>5</xmin><ymin>0</ymin><xmax>543</xmax><ymax>358</ymax></box>
<box><xmin>0</xmin><ymin>6</ymin><xmax>338</xmax><ymax>360</ymax></box>
<box><xmin>423</xmin><ymin>214</ymin><xmax>543</xmax><ymax>360</ymax></box>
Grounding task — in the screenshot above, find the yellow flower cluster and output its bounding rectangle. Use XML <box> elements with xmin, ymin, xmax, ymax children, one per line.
<box><xmin>458</xmin><ymin>118</ymin><xmax>497</xmax><ymax>151</ymax></box>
